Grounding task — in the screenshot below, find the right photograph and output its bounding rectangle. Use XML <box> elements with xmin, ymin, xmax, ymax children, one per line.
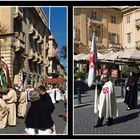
<box><xmin>74</xmin><ymin>6</ymin><xmax>140</xmax><ymax>135</ymax></box>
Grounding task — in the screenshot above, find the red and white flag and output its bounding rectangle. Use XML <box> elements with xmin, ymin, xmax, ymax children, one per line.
<box><xmin>88</xmin><ymin>32</ymin><xmax>97</xmax><ymax>87</ymax></box>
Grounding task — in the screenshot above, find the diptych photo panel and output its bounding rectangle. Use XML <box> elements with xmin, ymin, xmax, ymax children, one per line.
<box><xmin>1</xmin><ymin>2</ymin><xmax>140</xmax><ymax>138</ymax></box>
<box><xmin>0</xmin><ymin>6</ymin><xmax>68</xmax><ymax>136</ymax></box>
<box><xmin>73</xmin><ymin>6</ymin><xmax>140</xmax><ymax>136</ymax></box>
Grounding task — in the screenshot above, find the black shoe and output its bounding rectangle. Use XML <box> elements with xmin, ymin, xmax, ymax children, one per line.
<box><xmin>94</xmin><ymin>117</ymin><xmax>104</xmax><ymax>128</ymax></box>
<box><xmin>107</xmin><ymin>117</ymin><xmax>113</xmax><ymax>126</ymax></box>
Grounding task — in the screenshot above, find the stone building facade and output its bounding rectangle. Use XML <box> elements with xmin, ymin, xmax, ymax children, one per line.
<box><xmin>74</xmin><ymin>7</ymin><xmax>123</xmax><ymax>54</ymax></box>
<box><xmin>74</xmin><ymin>6</ymin><xmax>140</xmax><ymax>55</ymax></box>
<box><xmin>0</xmin><ymin>6</ymin><xmax>65</xmax><ymax>88</ymax></box>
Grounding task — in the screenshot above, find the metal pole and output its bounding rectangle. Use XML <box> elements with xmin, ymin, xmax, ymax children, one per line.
<box><xmin>77</xmin><ymin>87</ymin><xmax>81</xmax><ymax>104</ymax></box>
<box><xmin>49</xmin><ymin>6</ymin><xmax>51</xmax><ymax>30</ymax></box>
<box><xmin>121</xmin><ymin>80</ymin><xmax>124</xmax><ymax>98</ymax></box>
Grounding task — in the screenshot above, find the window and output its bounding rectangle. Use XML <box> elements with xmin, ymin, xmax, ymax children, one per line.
<box><xmin>95</xmin><ymin>30</ymin><xmax>100</xmax><ymax>42</ymax></box>
<box><xmin>127</xmin><ymin>33</ymin><xmax>131</xmax><ymax>43</ymax></box>
<box><xmin>126</xmin><ymin>15</ymin><xmax>130</xmax><ymax>23</ymax></box>
<box><xmin>111</xmin><ymin>16</ymin><xmax>116</xmax><ymax>24</ymax></box>
<box><xmin>74</xmin><ymin>27</ymin><xmax>80</xmax><ymax>41</ymax></box>
<box><xmin>109</xmin><ymin>33</ymin><xmax>118</xmax><ymax>44</ymax></box>
<box><xmin>91</xmin><ymin>11</ymin><xmax>97</xmax><ymax>20</ymax></box>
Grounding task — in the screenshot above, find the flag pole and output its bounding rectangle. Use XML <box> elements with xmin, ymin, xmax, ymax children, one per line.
<box><xmin>49</xmin><ymin>6</ymin><xmax>51</xmax><ymax>30</ymax></box>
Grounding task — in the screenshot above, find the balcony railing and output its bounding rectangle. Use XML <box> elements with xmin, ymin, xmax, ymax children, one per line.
<box><xmin>13</xmin><ymin>7</ymin><xmax>23</xmax><ymax>19</ymax></box>
<box><xmin>28</xmin><ymin>24</ymin><xmax>36</xmax><ymax>35</ymax></box>
<box><xmin>33</xmin><ymin>52</ymin><xmax>39</xmax><ymax>62</ymax></box>
<box><xmin>14</xmin><ymin>38</ymin><xmax>25</xmax><ymax>52</ymax></box>
<box><xmin>109</xmin><ymin>43</ymin><xmax>121</xmax><ymax>48</ymax></box>
<box><xmin>33</xmin><ymin>30</ymin><xmax>39</xmax><ymax>40</ymax></box>
<box><xmin>28</xmin><ymin>49</ymin><xmax>35</xmax><ymax>59</ymax></box>
<box><xmin>88</xmin><ymin>18</ymin><xmax>102</xmax><ymax>27</ymax></box>
<box><xmin>136</xmin><ymin>41</ymin><xmax>140</xmax><ymax>49</ymax></box>
<box><xmin>136</xmin><ymin>19</ymin><xmax>140</xmax><ymax>30</ymax></box>
<box><xmin>37</xmin><ymin>34</ymin><xmax>43</xmax><ymax>44</ymax></box>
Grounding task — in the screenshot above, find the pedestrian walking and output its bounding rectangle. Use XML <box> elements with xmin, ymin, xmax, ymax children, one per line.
<box><xmin>124</xmin><ymin>71</ymin><xmax>138</xmax><ymax>110</ymax></box>
<box><xmin>94</xmin><ymin>75</ymin><xmax>118</xmax><ymax>128</ymax></box>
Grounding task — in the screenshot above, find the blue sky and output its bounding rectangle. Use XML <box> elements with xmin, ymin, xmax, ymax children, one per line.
<box><xmin>43</xmin><ymin>7</ymin><xmax>67</xmax><ymax>72</ymax></box>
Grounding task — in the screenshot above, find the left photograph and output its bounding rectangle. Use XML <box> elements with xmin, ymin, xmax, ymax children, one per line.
<box><xmin>0</xmin><ymin>6</ymin><xmax>67</xmax><ymax>135</ymax></box>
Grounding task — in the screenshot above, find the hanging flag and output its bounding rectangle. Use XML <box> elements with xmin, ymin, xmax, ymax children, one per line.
<box><xmin>1</xmin><ymin>61</ymin><xmax>11</xmax><ymax>89</ymax></box>
<box><xmin>87</xmin><ymin>32</ymin><xmax>97</xmax><ymax>87</ymax></box>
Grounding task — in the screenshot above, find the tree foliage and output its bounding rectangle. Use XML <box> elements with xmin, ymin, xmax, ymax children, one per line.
<box><xmin>59</xmin><ymin>45</ymin><xmax>67</xmax><ymax>59</ymax></box>
<box><xmin>121</xmin><ymin>65</ymin><xmax>139</xmax><ymax>78</ymax></box>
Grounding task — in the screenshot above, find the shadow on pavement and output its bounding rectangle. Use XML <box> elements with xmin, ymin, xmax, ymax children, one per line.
<box><xmin>74</xmin><ymin>94</ymin><xmax>91</xmax><ymax>99</ymax></box>
<box><xmin>113</xmin><ymin>111</ymin><xmax>140</xmax><ymax>125</ymax></box>
<box><xmin>74</xmin><ymin>103</ymin><xmax>93</xmax><ymax>108</ymax></box>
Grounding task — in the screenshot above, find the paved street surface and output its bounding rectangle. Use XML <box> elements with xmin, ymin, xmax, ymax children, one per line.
<box><xmin>0</xmin><ymin>101</ymin><xmax>67</xmax><ymax>135</ymax></box>
<box><xmin>74</xmin><ymin>86</ymin><xmax>140</xmax><ymax>135</ymax></box>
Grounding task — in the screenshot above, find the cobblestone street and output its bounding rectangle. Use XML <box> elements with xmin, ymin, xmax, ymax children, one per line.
<box><xmin>74</xmin><ymin>86</ymin><xmax>140</xmax><ymax>135</ymax></box>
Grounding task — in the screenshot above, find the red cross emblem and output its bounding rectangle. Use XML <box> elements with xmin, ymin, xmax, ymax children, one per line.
<box><xmin>102</xmin><ymin>87</ymin><xmax>109</xmax><ymax>94</ymax></box>
<box><xmin>89</xmin><ymin>52</ymin><xmax>95</xmax><ymax>69</ymax></box>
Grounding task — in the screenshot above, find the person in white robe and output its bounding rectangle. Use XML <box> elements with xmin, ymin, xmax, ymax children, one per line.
<box><xmin>0</xmin><ymin>95</ymin><xmax>8</xmax><ymax>129</ymax></box>
<box><xmin>2</xmin><ymin>88</ymin><xmax>17</xmax><ymax>126</ymax></box>
<box><xmin>17</xmin><ymin>89</ymin><xmax>27</xmax><ymax>118</ymax></box>
<box><xmin>94</xmin><ymin>75</ymin><xmax>118</xmax><ymax>128</ymax></box>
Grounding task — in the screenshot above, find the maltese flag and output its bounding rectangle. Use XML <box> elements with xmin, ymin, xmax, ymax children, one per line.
<box><xmin>88</xmin><ymin>32</ymin><xmax>97</xmax><ymax>87</ymax></box>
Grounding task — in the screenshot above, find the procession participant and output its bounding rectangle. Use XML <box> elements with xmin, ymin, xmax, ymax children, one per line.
<box><xmin>124</xmin><ymin>71</ymin><xmax>138</xmax><ymax>110</ymax></box>
<box><xmin>17</xmin><ymin>88</ymin><xmax>27</xmax><ymax>118</ymax></box>
<box><xmin>94</xmin><ymin>75</ymin><xmax>118</xmax><ymax>128</ymax></box>
<box><xmin>0</xmin><ymin>85</ymin><xmax>8</xmax><ymax>129</ymax></box>
<box><xmin>2</xmin><ymin>86</ymin><xmax>17</xmax><ymax>126</ymax></box>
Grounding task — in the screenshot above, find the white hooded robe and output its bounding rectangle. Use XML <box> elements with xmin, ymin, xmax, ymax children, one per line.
<box><xmin>94</xmin><ymin>81</ymin><xmax>118</xmax><ymax>119</ymax></box>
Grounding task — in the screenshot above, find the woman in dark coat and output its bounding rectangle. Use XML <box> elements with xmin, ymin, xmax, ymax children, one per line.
<box><xmin>124</xmin><ymin>71</ymin><xmax>138</xmax><ymax>110</ymax></box>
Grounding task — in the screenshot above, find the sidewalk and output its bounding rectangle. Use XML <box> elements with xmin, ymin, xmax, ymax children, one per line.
<box><xmin>74</xmin><ymin>86</ymin><xmax>140</xmax><ymax>107</ymax></box>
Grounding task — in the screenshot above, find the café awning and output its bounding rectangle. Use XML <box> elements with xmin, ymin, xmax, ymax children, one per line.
<box><xmin>74</xmin><ymin>52</ymin><xmax>103</xmax><ymax>61</ymax></box>
<box><xmin>118</xmin><ymin>49</ymin><xmax>140</xmax><ymax>60</ymax></box>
